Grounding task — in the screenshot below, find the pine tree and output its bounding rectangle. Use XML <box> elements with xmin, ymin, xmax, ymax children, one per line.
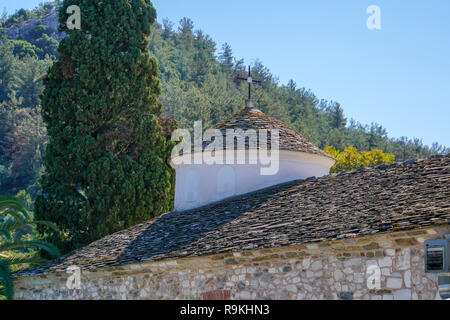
<box><xmin>218</xmin><ymin>43</ymin><xmax>233</xmax><ymax>71</ymax></box>
<box><xmin>35</xmin><ymin>0</ymin><xmax>174</xmax><ymax>253</ymax></box>
<box><xmin>0</xmin><ymin>29</ymin><xmax>15</xmax><ymax>103</ymax></box>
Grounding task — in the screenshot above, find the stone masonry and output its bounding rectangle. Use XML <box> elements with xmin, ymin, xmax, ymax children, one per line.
<box><xmin>14</xmin><ymin>227</ymin><xmax>447</xmax><ymax>300</ymax></box>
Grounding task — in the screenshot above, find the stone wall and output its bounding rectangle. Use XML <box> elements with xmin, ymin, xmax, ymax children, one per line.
<box><xmin>14</xmin><ymin>227</ymin><xmax>448</xmax><ymax>300</ymax></box>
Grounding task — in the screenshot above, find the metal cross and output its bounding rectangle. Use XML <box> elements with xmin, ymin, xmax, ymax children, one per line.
<box><xmin>237</xmin><ymin>65</ymin><xmax>261</xmax><ymax>108</ymax></box>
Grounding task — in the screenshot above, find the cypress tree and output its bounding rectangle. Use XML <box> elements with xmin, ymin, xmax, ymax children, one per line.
<box><xmin>35</xmin><ymin>0</ymin><xmax>174</xmax><ymax>253</ymax></box>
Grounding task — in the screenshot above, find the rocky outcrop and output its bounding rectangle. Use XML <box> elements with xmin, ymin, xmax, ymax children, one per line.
<box><xmin>7</xmin><ymin>11</ymin><xmax>65</xmax><ymax>42</ymax></box>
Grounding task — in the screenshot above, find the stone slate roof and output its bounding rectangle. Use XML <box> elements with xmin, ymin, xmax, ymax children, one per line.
<box><xmin>181</xmin><ymin>107</ymin><xmax>334</xmax><ymax>160</ymax></box>
<box><xmin>16</xmin><ymin>154</ymin><xmax>450</xmax><ymax>276</ymax></box>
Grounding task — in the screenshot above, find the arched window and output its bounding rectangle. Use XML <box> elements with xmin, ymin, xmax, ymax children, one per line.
<box><xmin>217</xmin><ymin>166</ymin><xmax>236</xmax><ymax>199</ymax></box>
<box><xmin>185</xmin><ymin>170</ymin><xmax>199</xmax><ymax>203</ymax></box>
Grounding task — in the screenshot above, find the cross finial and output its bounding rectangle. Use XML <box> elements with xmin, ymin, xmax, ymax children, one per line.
<box><xmin>237</xmin><ymin>65</ymin><xmax>262</xmax><ymax>108</ymax></box>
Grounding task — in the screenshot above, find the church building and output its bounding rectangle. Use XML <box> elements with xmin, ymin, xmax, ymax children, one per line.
<box><xmin>13</xmin><ymin>103</ymin><xmax>450</xmax><ymax>300</ymax></box>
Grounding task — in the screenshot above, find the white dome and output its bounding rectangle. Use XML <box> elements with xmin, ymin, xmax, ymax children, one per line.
<box><xmin>171</xmin><ymin>107</ymin><xmax>336</xmax><ymax>211</ymax></box>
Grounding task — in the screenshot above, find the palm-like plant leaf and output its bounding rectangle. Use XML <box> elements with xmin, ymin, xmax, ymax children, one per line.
<box><xmin>0</xmin><ymin>219</ymin><xmax>59</xmax><ymax>234</ymax></box>
<box><xmin>0</xmin><ymin>195</ymin><xmax>61</xmax><ymax>300</ymax></box>
<box><xmin>0</xmin><ymin>196</ymin><xmax>30</xmax><ymax>220</ymax></box>
<box><xmin>0</xmin><ymin>229</ymin><xmax>11</xmax><ymax>241</ymax></box>
<box><xmin>0</xmin><ymin>261</ymin><xmax>13</xmax><ymax>300</ymax></box>
<box><xmin>0</xmin><ymin>241</ymin><xmax>60</xmax><ymax>257</ymax></box>
<box><xmin>2</xmin><ymin>253</ymin><xmax>47</xmax><ymax>266</ymax></box>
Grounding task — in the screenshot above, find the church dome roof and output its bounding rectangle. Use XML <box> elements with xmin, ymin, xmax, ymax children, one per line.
<box><xmin>212</xmin><ymin>107</ymin><xmax>334</xmax><ymax>159</ymax></box>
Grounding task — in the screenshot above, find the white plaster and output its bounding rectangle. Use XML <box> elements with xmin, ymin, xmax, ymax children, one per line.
<box><xmin>172</xmin><ymin>150</ymin><xmax>335</xmax><ymax>211</ymax></box>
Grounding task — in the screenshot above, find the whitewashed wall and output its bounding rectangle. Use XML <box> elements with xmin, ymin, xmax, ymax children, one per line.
<box><xmin>171</xmin><ymin>150</ymin><xmax>335</xmax><ymax>211</ymax></box>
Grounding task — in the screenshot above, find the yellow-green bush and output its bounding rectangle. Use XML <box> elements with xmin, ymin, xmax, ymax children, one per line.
<box><xmin>324</xmin><ymin>146</ymin><xmax>395</xmax><ymax>173</ymax></box>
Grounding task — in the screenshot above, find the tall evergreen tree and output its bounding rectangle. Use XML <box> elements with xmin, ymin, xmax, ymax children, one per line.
<box><xmin>218</xmin><ymin>43</ymin><xmax>233</xmax><ymax>71</ymax></box>
<box><xmin>35</xmin><ymin>0</ymin><xmax>174</xmax><ymax>253</ymax></box>
<box><xmin>0</xmin><ymin>29</ymin><xmax>15</xmax><ymax>103</ymax></box>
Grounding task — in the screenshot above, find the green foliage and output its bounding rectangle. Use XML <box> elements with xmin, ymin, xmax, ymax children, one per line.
<box><xmin>324</xmin><ymin>145</ymin><xmax>395</xmax><ymax>173</ymax></box>
<box><xmin>218</xmin><ymin>43</ymin><xmax>234</xmax><ymax>71</ymax></box>
<box><xmin>0</xmin><ymin>30</ymin><xmax>15</xmax><ymax>103</ymax></box>
<box><xmin>13</xmin><ymin>55</ymin><xmax>51</xmax><ymax>108</ymax></box>
<box><xmin>0</xmin><ymin>58</ymin><xmax>48</xmax><ymax>198</ymax></box>
<box><xmin>0</xmin><ymin>105</ymin><xmax>47</xmax><ymax>197</ymax></box>
<box><xmin>0</xmin><ymin>195</ymin><xmax>60</xmax><ymax>300</ymax></box>
<box><xmin>0</xmin><ymin>25</ymin><xmax>50</xmax><ymax>197</ymax></box>
<box><xmin>32</xmin><ymin>33</ymin><xmax>59</xmax><ymax>59</ymax></box>
<box><xmin>35</xmin><ymin>0</ymin><xmax>175</xmax><ymax>253</ymax></box>
<box><xmin>9</xmin><ymin>39</ymin><xmax>38</xmax><ymax>59</ymax></box>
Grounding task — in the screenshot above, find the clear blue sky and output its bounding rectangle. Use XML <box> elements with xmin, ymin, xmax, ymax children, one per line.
<box><xmin>3</xmin><ymin>0</ymin><xmax>450</xmax><ymax>147</ymax></box>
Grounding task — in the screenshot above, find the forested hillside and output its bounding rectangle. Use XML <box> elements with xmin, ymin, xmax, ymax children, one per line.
<box><xmin>0</xmin><ymin>2</ymin><xmax>448</xmax><ymax>197</ymax></box>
